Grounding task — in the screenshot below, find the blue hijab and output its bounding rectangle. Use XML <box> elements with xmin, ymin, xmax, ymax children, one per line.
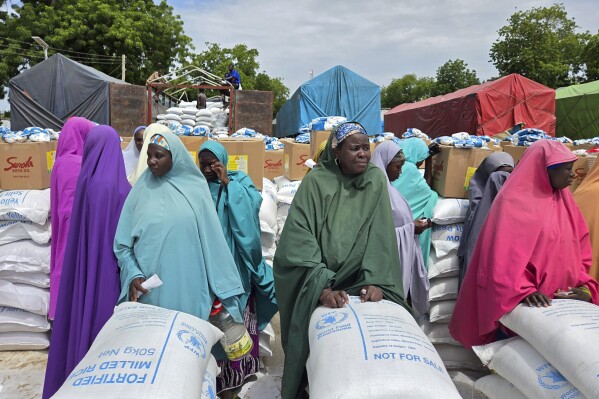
<box><xmin>114</xmin><ymin>131</ymin><xmax>245</xmax><ymax>323</ymax></box>
<box><xmin>392</xmin><ymin>138</ymin><xmax>438</xmax><ymax>266</ymax></box>
<box><xmin>199</xmin><ymin>141</ymin><xmax>278</xmax><ymax>330</ymax></box>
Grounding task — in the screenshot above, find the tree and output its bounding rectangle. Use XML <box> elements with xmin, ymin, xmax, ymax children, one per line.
<box><xmin>0</xmin><ymin>0</ymin><xmax>193</xmax><ymax>99</ymax></box>
<box><xmin>434</xmin><ymin>59</ymin><xmax>480</xmax><ymax>96</ymax></box>
<box><xmin>381</xmin><ymin>74</ymin><xmax>435</xmax><ymax>108</ymax></box>
<box><xmin>489</xmin><ymin>4</ymin><xmax>588</xmax><ymax>88</ymax></box>
<box><xmin>581</xmin><ymin>32</ymin><xmax>599</xmax><ymax>81</ymax></box>
<box><xmin>254</xmin><ymin>73</ymin><xmax>290</xmax><ymax>117</ymax></box>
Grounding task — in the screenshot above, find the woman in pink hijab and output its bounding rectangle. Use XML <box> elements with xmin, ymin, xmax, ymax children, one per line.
<box><xmin>49</xmin><ymin>117</ymin><xmax>95</xmax><ymax>320</ymax></box>
<box><xmin>449</xmin><ymin>139</ymin><xmax>599</xmax><ymax>348</ymax></box>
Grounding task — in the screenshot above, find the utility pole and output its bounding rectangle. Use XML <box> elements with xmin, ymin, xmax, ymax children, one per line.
<box><xmin>121</xmin><ymin>54</ymin><xmax>126</xmax><ymax>82</ymax></box>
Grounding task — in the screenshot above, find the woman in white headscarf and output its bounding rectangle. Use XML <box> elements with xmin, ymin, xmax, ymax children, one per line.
<box><xmin>122</xmin><ymin>126</ymin><xmax>145</xmax><ymax>177</ymax></box>
<box><xmin>127</xmin><ymin>123</ymin><xmax>171</xmax><ymax>185</ymax></box>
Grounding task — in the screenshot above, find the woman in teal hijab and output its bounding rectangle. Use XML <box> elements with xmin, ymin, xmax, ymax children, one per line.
<box><xmin>113</xmin><ymin>131</ymin><xmax>245</xmax><ymax>324</ymax></box>
<box><xmin>198</xmin><ymin>140</ymin><xmax>278</xmax><ymax>394</ymax></box>
<box><xmin>392</xmin><ymin>138</ymin><xmax>438</xmax><ymax>265</ymax></box>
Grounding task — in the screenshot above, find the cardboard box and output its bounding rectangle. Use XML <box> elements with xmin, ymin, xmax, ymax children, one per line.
<box><xmin>431</xmin><ymin>145</ymin><xmax>494</xmax><ymax>199</ymax></box>
<box><xmin>179</xmin><ymin>136</ymin><xmax>209</xmax><ymax>167</ymax></box>
<box><xmin>573</xmin><ymin>143</ymin><xmax>599</xmax><ymax>151</ymax></box>
<box><xmin>284</xmin><ymin>141</ymin><xmax>310</xmax><ymax>181</ymax></box>
<box><xmin>0</xmin><ymin>142</ymin><xmax>57</xmax><ymax>190</ymax></box>
<box><xmin>569</xmin><ymin>156</ymin><xmax>591</xmax><ymax>193</ymax></box>
<box><xmin>263</xmin><ymin>150</ymin><xmax>284</xmax><ymax>180</ymax></box>
<box><xmin>219</xmin><ymin>137</ymin><xmax>265</xmax><ymax>190</ymax></box>
<box><xmin>502</xmin><ymin>145</ymin><xmax>527</xmax><ymax>164</ymax></box>
<box><xmin>310</xmin><ymin>130</ymin><xmax>331</xmax><ymax>158</ymax></box>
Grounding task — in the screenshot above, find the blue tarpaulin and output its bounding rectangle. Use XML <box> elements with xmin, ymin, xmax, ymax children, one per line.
<box><xmin>275</xmin><ymin>65</ymin><xmax>381</xmax><ymax>137</ymax></box>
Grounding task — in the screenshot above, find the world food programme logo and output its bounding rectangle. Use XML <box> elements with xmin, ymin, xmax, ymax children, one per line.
<box><xmin>537</xmin><ymin>370</ymin><xmax>568</xmax><ymax>390</ymax></box>
<box><xmin>177</xmin><ymin>330</ymin><xmax>206</xmax><ymax>359</ymax></box>
<box><xmin>315</xmin><ymin>311</ymin><xmax>348</xmax><ymax>330</ymax></box>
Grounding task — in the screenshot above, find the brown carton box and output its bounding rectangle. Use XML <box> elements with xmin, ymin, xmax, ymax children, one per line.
<box><xmin>569</xmin><ymin>156</ymin><xmax>591</xmax><ymax>193</ymax></box>
<box><xmin>284</xmin><ymin>141</ymin><xmax>310</xmax><ymax>181</ymax></box>
<box><xmin>572</xmin><ymin>143</ymin><xmax>599</xmax><ymax>151</ymax></box>
<box><xmin>0</xmin><ymin>142</ymin><xmax>57</xmax><ymax>190</ymax></box>
<box><xmin>431</xmin><ymin>145</ymin><xmax>494</xmax><ymax>199</ymax></box>
<box><xmin>219</xmin><ymin>137</ymin><xmax>265</xmax><ymax>190</ymax></box>
<box><xmin>263</xmin><ymin>149</ymin><xmax>284</xmax><ymax>180</ymax></box>
<box><xmin>502</xmin><ymin>145</ymin><xmax>527</xmax><ymax>164</ymax></box>
<box><xmin>179</xmin><ymin>136</ymin><xmax>209</xmax><ymax>167</ymax></box>
<box><xmin>310</xmin><ymin>130</ymin><xmax>331</xmax><ymax>158</ymax></box>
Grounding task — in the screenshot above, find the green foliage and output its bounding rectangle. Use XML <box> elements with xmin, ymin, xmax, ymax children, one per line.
<box><xmin>489</xmin><ymin>4</ymin><xmax>588</xmax><ymax>88</ymax></box>
<box><xmin>434</xmin><ymin>59</ymin><xmax>480</xmax><ymax>96</ymax></box>
<box><xmin>0</xmin><ymin>0</ymin><xmax>193</xmax><ymax>99</ymax></box>
<box><xmin>381</xmin><ymin>74</ymin><xmax>436</xmax><ymax>108</ymax></box>
<box><xmin>582</xmin><ymin>32</ymin><xmax>599</xmax><ymax>82</ymax></box>
<box><xmin>254</xmin><ymin>73</ymin><xmax>290</xmax><ymax>117</ymax></box>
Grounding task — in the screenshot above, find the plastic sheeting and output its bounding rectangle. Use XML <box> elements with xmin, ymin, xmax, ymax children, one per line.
<box><xmin>556</xmin><ymin>80</ymin><xmax>599</xmax><ymax>140</ymax></box>
<box><xmin>384</xmin><ymin>74</ymin><xmax>556</xmax><ymax>138</ymax></box>
<box><xmin>275</xmin><ymin>65</ymin><xmax>381</xmax><ymax>137</ymax></box>
<box><xmin>9</xmin><ymin>54</ymin><xmax>125</xmax><ymax>131</ymax></box>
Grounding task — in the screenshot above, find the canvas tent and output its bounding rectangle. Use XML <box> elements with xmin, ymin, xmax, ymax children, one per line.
<box><xmin>275</xmin><ymin>65</ymin><xmax>381</xmax><ymax>137</ymax></box>
<box><xmin>556</xmin><ymin>80</ymin><xmax>599</xmax><ymax>140</ymax></box>
<box><xmin>384</xmin><ymin>74</ymin><xmax>556</xmax><ymax>138</ymax></box>
<box><xmin>9</xmin><ymin>53</ymin><xmax>126</xmax><ymax>131</ymax></box>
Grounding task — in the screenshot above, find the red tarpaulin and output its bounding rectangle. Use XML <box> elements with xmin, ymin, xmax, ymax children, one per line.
<box><xmin>384</xmin><ymin>74</ymin><xmax>556</xmax><ymax>138</ymax></box>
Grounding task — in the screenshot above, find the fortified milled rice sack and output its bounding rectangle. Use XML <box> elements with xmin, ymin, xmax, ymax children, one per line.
<box><xmin>429</xmin><ymin>277</ymin><xmax>459</xmax><ymax>302</ymax></box>
<box><xmin>276</xmin><ymin>202</ymin><xmax>291</xmax><ymax>239</ymax></box>
<box><xmin>182</xmin><ymin>107</ymin><xmax>198</xmax><ymax>116</ymax></box>
<box><xmin>473</xmin><ymin>337</ymin><xmax>586</xmax><ymax>399</ymax></box>
<box><xmin>0</xmin><ymin>189</ymin><xmax>50</xmax><ymax>224</ymax></box>
<box><xmin>181</xmin><ymin>119</ymin><xmax>196</xmax><ymax>127</ymax></box>
<box><xmin>431</xmin><ymin>224</ymin><xmax>463</xmax><ymax>258</ymax></box>
<box><xmin>52</xmin><ymin>302</ymin><xmax>223</xmax><ymax>399</ymax></box>
<box><xmin>0</xmin><ymin>220</ymin><xmax>51</xmax><ymax>245</ymax></box>
<box><xmin>0</xmin><ymin>271</ymin><xmax>49</xmax><ymax>288</ymax></box>
<box><xmin>200</xmin><ymin>356</ymin><xmax>219</xmax><ymax>399</ymax></box>
<box><xmin>0</xmin><ymin>307</ymin><xmax>50</xmax><ymax>332</ymax></box>
<box><xmin>428</xmin><ymin>252</ymin><xmax>459</xmax><ymax>279</ymax></box>
<box><xmin>432</xmin><ymin>198</ymin><xmax>469</xmax><ymax>225</ymax></box>
<box><xmin>500</xmin><ymin>300</ymin><xmax>599</xmax><ymax>398</ymax></box>
<box><xmin>274</xmin><ymin>176</ymin><xmax>301</xmax><ymax>204</ymax></box>
<box><xmin>429</xmin><ymin>299</ymin><xmax>456</xmax><ymax>323</ymax></box>
<box><xmin>166</xmin><ymin>107</ymin><xmax>183</xmax><ymax>115</ymax></box>
<box><xmin>419</xmin><ymin>319</ymin><xmax>460</xmax><ymax>345</ymax></box>
<box><xmin>0</xmin><ymin>280</ymin><xmax>48</xmax><ymax>315</ymax></box>
<box><xmin>435</xmin><ymin>344</ymin><xmax>484</xmax><ymax>371</ymax></box>
<box><xmin>0</xmin><ymin>240</ymin><xmax>50</xmax><ymax>273</ymax></box>
<box><xmin>164</xmin><ymin>113</ymin><xmax>183</xmax><ymax>122</ymax></box>
<box><xmin>306</xmin><ymin>296</ymin><xmax>461</xmax><ymax>399</ymax></box>
<box><xmin>259</xmin><ymin>323</ymin><xmax>275</xmax><ymax>357</ymax></box>
<box><xmin>475</xmin><ymin>374</ymin><xmax>528</xmax><ymax>399</ymax></box>
<box><xmin>0</xmin><ymin>331</ymin><xmax>49</xmax><ymax>350</ymax></box>
<box><xmin>259</xmin><ymin>178</ymin><xmax>278</xmax><ymax>235</ymax></box>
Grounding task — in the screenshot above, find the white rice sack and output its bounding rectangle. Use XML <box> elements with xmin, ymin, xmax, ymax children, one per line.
<box><xmin>473</xmin><ymin>337</ymin><xmax>586</xmax><ymax>399</ymax></box>
<box><xmin>197</xmin><ymin>109</ymin><xmax>213</xmax><ymax>118</ymax></box>
<box><xmin>435</xmin><ymin>344</ymin><xmax>484</xmax><ymax>371</ymax></box>
<box><xmin>274</xmin><ymin>176</ymin><xmax>301</xmax><ymax>204</ymax></box>
<box><xmin>262</xmin><ymin>242</ymin><xmax>276</xmax><ymax>261</ymax></box>
<box><xmin>0</xmin><ymin>280</ymin><xmax>49</xmax><ymax>315</ymax></box>
<box><xmin>259</xmin><ymin>323</ymin><xmax>275</xmax><ymax>358</ymax></box>
<box><xmin>200</xmin><ymin>356</ymin><xmax>219</xmax><ymax>399</ymax></box>
<box><xmin>181</xmin><ymin>119</ymin><xmax>196</xmax><ymax>127</ymax></box>
<box><xmin>0</xmin><ymin>331</ymin><xmax>49</xmax><ymax>351</ymax></box>
<box><xmin>0</xmin><ymin>307</ymin><xmax>50</xmax><ymax>333</ymax></box>
<box><xmin>432</xmin><ymin>198</ymin><xmax>469</xmax><ymax>225</ymax></box>
<box><xmin>475</xmin><ymin>374</ymin><xmax>528</xmax><ymax>399</ymax></box>
<box><xmin>0</xmin><ymin>189</ymin><xmax>51</xmax><ymax>224</ymax></box>
<box><xmin>429</xmin><ymin>300</ymin><xmax>455</xmax><ymax>323</ymax></box>
<box><xmin>0</xmin><ymin>240</ymin><xmax>50</xmax><ymax>273</ymax></box>
<box><xmin>0</xmin><ymin>220</ymin><xmax>51</xmax><ymax>245</ymax></box>
<box><xmin>156</xmin><ymin>114</ymin><xmax>167</xmax><ymax>120</ymax></box>
<box><xmin>179</xmin><ymin>101</ymin><xmax>197</xmax><ymax>108</ymax></box>
<box><xmin>259</xmin><ymin>178</ymin><xmax>278</xmax><ymax>234</ymax></box>
<box><xmin>164</xmin><ymin>114</ymin><xmax>183</xmax><ymax>122</ymax></box>
<box><xmin>0</xmin><ymin>271</ymin><xmax>49</xmax><ymax>288</ymax></box>
<box><xmin>419</xmin><ymin>319</ymin><xmax>460</xmax><ymax>345</ymax></box>
<box><xmin>500</xmin><ymin>300</ymin><xmax>599</xmax><ymax>398</ymax></box>
<box><xmin>431</xmin><ymin>224</ymin><xmax>463</xmax><ymax>258</ymax></box>
<box><xmin>428</xmin><ymin>252</ymin><xmax>459</xmax><ymax>279</ymax></box>
<box><xmin>52</xmin><ymin>302</ymin><xmax>223</xmax><ymax>398</ymax></box>
<box><xmin>307</xmin><ymin>297</ymin><xmax>461</xmax><ymax>399</ymax></box>
<box><xmin>166</xmin><ymin>107</ymin><xmax>183</xmax><ymax>115</ymax></box>
<box><xmin>276</xmin><ymin>202</ymin><xmax>291</xmax><ymax>239</ymax></box>
<box><xmin>260</xmin><ymin>228</ymin><xmax>276</xmax><ymax>251</ymax></box>
<box><xmin>429</xmin><ymin>277</ymin><xmax>459</xmax><ymax>302</ymax></box>
<box><xmin>449</xmin><ymin>371</ymin><xmax>490</xmax><ymax>399</ymax></box>
<box><xmin>182</xmin><ymin>107</ymin><xmax>198</xmax><ymax>116</ymax></box>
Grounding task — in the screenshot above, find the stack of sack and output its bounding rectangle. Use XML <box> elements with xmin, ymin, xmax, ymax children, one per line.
<box><xmin>1</xmin><ymin>126</ymin><xmax>60</xmax><ymax>143</ymax></box>
<box><xmin>298</xmin><ymin>116</ymin><xmax>347</xmax><ymax>134</ymax></box>
<box><xmin>434</xmin><ymin>132</ymin><xmax>500</xmax><ymax>149</ymax></box>
<box><xmin>420</xmin><ymin>197</ymin><xmax>488</xmax><ymax>397</ymax></box>
<box><xmin>273</xmin><ymin>177</ymin><xmax>301</xmax><ymax>242</ymax></box>
<box><xmin>473</xmin><ymin>299</ymin><xmax>599</xmax><ymax>398</ymax></box>
<box><xmin>500</xmin><ymin>128</ymin><xmax>574</xmax><ymax>147</ymax></box>
<box><xmin>259</xmin><ymin>178</ymin><xmax>278</xmax><ymax>264</ymax></box>
<box><xmin>0</xmin><ymin>189</ymin><xmax>52</xmax><ymax>350</ymax></box>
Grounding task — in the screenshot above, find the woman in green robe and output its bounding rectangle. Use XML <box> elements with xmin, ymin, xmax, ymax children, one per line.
<box><xmin>274</xmin><ymin>123</ymin><xmax>409</xmax><ymax>399</ymax></box>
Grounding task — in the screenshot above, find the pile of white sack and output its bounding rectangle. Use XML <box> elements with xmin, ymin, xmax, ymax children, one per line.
<box><xmin>0</xmin><ymin>189</ymin><xmax>52</xmax><ymax>350</ymax></box>
<box><xmin>155</xmin><ymin>100</ymin><xmax>229</xmax><ymax>136</ymax></box>
<box><xmin>472</xmin><ymin>299</ymin><xmax>599</xmax><ymax>399</ymax></box>
<box><xmin>420</xmin><ymin>196</ymin><xmax>488</xmax><ymax>397</ymax></box>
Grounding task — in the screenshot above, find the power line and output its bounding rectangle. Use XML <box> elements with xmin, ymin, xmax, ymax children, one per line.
<box><xmin>0</xmin><ymin>35</ymin><xmax>122</xmax><ymax>60</ymax></box>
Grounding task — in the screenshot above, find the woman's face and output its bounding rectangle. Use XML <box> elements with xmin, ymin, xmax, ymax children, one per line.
<box><xmin>147</xmin><ymin>143</ymin><xmax>173</xmax><ymax>177</ymax></box>
<box><xmin>198</xmin><ymin>150</ymin><xmax>218</xmax><ymax>182</ymax></box>
<box><xmin>334</xmin><ymin>134</ymin><xmax>370</xmax><ymax>175</ymax></box>
<box><xmin>134</xmin><ymin>129</ymin><xmax>145</xmax><ymax>152</ymax></box>
<box><xmin>386</xmin><ymin>158</ymin><xmax>405</xmax><ymax>182</ymax></box>
<box><xmin>547</xmin><ymin>162</ymin><xmax>574</xmax><ymax>190</ymax></box>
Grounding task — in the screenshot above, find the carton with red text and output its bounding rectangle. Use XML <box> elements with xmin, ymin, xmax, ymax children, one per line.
<box><xmin>263</xmin><ymin>149</ymin><xmax>284</xmax><ymax>180</ymax></box>
<box><xmin>218</xmin><ymin>137</ymin><xmax>264</xmax><ymax>190</ymax></box>
<box><xmin>0</xmin><ymin>142</ymin><xmax>57</xmax><ymax>190</ymax></box>
<box><xmin>284</xmin><ymin>141</ymin><xmax>310</xmax><ymax>181</ymax></box>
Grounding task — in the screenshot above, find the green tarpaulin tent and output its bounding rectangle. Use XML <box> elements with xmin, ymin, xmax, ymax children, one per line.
<box><xmin>556</xmin><ymin>80</ymin><xmax>599</xmax><ymax>139</ymax></box>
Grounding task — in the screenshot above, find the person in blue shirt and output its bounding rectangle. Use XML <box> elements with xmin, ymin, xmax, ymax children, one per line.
<box><xmin>225</xmin><ymin>63</ymin><xmax>241</xmax><ymax>89</ymax></box>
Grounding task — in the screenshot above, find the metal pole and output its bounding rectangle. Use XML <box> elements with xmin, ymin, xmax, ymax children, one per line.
<box><xmin>121</xmin><ymin>55</ymin><xmax>126</xmax><ymax>82</ymax></box>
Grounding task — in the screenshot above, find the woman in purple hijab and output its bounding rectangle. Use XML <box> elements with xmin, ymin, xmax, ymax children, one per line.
<box><xmin>43</xmin><ymin>125</ymin><xmax>131</xmax><ymax>399</ymax></box>
<box><xmin>49</xmin><ymin>116</ymin><xmax>95</xmax><ymax>320</ymax></box>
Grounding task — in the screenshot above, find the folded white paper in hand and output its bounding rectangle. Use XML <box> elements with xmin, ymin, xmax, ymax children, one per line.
<box><xmin>137</xmin><ymin>274</ymin><xmax>163</xmax><ymax>298</ymax></box>
<box><xmin>305</xmin><ymin>159</ymin><xmax>316</xmax><ymax>169</ymax></box>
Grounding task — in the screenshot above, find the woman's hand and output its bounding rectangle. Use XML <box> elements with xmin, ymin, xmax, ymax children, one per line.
<box><xmin>521</xmin><ymin>291</ymin><xmax>552</xmax><ymax>307</ymax></box>
<box><xmin>554</xmin><ymin>287</ymin><xmax>592</xmax><ymax>302</ymax></box>
<box><xmin>129</xmin><ymin>277</ymin><xmax>148</xmax><ymax>302</ymax></box>
<box><xmin>319</xmin><ymin>288</ymin><xmax>349</xmax><ymax>308</ymax></box>
<box><xmin>414</xmin><ymin>218</ymin><xmax>432</xmax><ymax>235</ymax></box>
<box><xmin>211</xmin><ymin>161</ymin><xmax>229</xmax><ymax>186</ymax></box>
<box><xmin>360</xmin><ymin>285</ymin><xmax>383</xmax><ymax>303</ymax></box>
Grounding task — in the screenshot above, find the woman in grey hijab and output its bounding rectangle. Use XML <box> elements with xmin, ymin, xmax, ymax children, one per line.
<box><xmin>371</xmin><ymin>141</ymin><xmax>431</xmax><ymax>314</ymax></box>
<box><xmin>457</xmin><ymin>152</ymin><xmax>515</xmax><ymax>288</ymax></box>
